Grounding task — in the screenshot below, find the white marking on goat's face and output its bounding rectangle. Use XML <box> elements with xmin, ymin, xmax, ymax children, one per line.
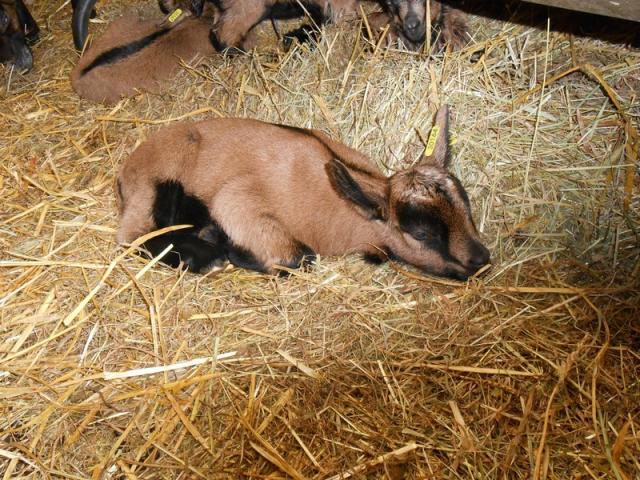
<box><xmin>387</xmin><ymin>165</ymin><xmax>490</xmax><ymax>279</ymax></box>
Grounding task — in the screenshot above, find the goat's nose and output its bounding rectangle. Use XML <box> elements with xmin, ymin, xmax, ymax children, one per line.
<box><xmin>469</xmin><ymin>244</ymin><xmax>491</xmax><ymax>269</ymax></box>
<box><xmin>404</xmin><ymin>15</ymin><xmax>420</xmax><ymax>31</ymax></box>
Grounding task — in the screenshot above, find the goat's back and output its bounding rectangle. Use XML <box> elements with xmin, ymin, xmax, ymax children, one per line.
<box><xmin>71</xmin><ymin>16</ymin><xmax>213</xmax><ymax>104</ymax></box>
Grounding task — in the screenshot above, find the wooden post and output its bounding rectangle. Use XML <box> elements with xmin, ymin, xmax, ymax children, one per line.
<box><xmin>522</xmin><ymin>0</ymin><xmax>640</xmax><ymax>22</ymax></box>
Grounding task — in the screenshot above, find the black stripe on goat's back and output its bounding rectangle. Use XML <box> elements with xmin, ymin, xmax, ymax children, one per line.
<box><xmin>152</xmin><ymin>180</ymin><xmax>212</xmax><ymax>230</ymax></box>
<box><xmin>81</xmin><ymin>27</ymin><xmax>171</xmax><ymax>75</ymax></box>
<box><xmin>275</xmin><ymin>123</ymin><xmax>380</xmax><ymax>179</ymax></box>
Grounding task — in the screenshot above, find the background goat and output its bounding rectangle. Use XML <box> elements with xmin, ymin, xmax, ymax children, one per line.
<box><xmin>116</xmin><ymin>106</ymin><xmax>490</xmax><ymax>280</ymax></box>
<box><xmin>0</xmin><ymin>0</ymin><xmax>38</xmax><ymax>72</ymax></box>
<box><xmin>368</xmin><ymin>0</ymin><xmax>468</xmax><ymax>51</ymax></box>
<box><xmin>71</xmin><ymin>13</ymin><xmax>214</xmax><ymax>104</ymax></box>
<box><xmin>157</xmin><ymin>0</ymin><xmax>358</xmax><ymax>52</ymax></box>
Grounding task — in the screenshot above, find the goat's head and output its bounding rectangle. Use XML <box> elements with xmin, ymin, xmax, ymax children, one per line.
<box><xmin>0</xmin><ymin>3</ymin><xmax>34</xmax><ymax>72</ymax></box>
<box><xmin>327</xmin><ymin>105</ymin><xmax>490</xmax><ymax>280</ymax></box>
<box><xmin>383</xmin><ymin>0</ymin><xmax>428</xmax><ymax>44</ymax></box>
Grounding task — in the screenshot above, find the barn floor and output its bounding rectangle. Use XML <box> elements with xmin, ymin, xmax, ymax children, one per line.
<box><xmin>1</xmin><ymin>1</ymin><xmax>639</xmax><ymax>478</ymax></box>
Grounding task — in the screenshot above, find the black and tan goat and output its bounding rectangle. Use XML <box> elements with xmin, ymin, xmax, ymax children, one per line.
<box><xmin>73</xmin><ymin>0</ymin><xmax>358</xmax><ymax>53</ymax></box>
<box><xmin>0</xmin><ymin>0</ymin><xmax>39</xmax><ymax>72</ymax></box>
<box><xmin>71</xmin><ymin>13</ymin><xmax>214</xmax><ymax>104</ymax></box>
<box><xmin>157</xmin><ymin>0</ymin><xmax>359</xmax><ymax>51</ymax></box>
<box><xmin>116</xmin><ymin>106</ymin><xmax>490</xmax><ymax>280</ymax></box>
<box><xmin>368</xmin><ymin>0</ymin><xmax>468</xmax><ymax>51</ymax></box>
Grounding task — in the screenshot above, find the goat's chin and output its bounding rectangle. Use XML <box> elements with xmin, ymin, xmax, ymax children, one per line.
<box><xmin>439</xmin><ymin>268</ymin><xmax>469</xmax><ymax>281</ymax></box>
<box><xmin>401</xmin><ymin>30</ymin><xmax>425</xmax><ymax>49</ymax></box>
<box><xmin>446</xmin><ymin>264</ymin><xmax>490</xmax><ymax>281</ymax></box>
<box><xmin>419</xmin><ymin>262</ymin><xmax>471</xmax><ymax>281</ymax></box>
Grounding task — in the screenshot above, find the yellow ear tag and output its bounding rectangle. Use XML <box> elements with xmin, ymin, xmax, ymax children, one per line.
<box><xmin>424</xmin><ymin>125</ymin><xmax>440</xmax><ymax>156</ymax></box>
<box><xmin>168</xmin><ymin>8</ymin><xmax>183</xmax><ymax>23</ymax></box>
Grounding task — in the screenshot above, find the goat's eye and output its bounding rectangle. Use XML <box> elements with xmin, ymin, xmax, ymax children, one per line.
<box><xmin>413</xmin><ymin>228</ymin><xmax>442</xmax><ymax>244</ymax></box>
<box><xmin>413</xmin><ymin>220</ymin><xmax>449</xmax><ymax>249</ymax></box>
<box><xmin>411</xmin><ymin>229</ymin><xmax>431</xmax><ymax>242</ymax></box>
<box><xmin>396</xmin><ymin>202</ymin><xmax>449</xmax><ymax>248</ymax></box>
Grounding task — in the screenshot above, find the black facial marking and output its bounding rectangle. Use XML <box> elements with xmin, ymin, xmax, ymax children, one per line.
<box><xmin>81</xmin><ymin>27</ymin><xmax>171</xmax><ymax>75</ymax></box>
<box><xmin>396</xmin><ymin>202</ymin><xmax>450</xmax><ymax>252</ymax></box>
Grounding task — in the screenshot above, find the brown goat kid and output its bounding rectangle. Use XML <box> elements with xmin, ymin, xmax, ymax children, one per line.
<box><xmin>116</xmin><ymin>106</ymin><xmax>490</xmax><ymax>280</ymax></box>
<box><xmin>368</xmin><ymin>0</ymin><xmax>468</xmax><ymax>51</ymax></box>
<box><xmin>71</xmin><ymin>14</ymin><xmax>213</xmax><ymax>104</ymax></box>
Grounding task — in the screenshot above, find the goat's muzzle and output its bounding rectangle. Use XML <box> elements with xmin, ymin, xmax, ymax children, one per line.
<box><xmin>402</xmin><ymin>14</ymin><xmax>425</xmax><ymax>44</ymax></box>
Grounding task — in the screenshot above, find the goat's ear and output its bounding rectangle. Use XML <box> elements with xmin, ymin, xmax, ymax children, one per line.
<box><xmin>421</xmin><ymin>104</ymin><xmax>451</xmax><ymax>169</ymax></box>
<box><xmin>326</xmin><ymin>159</ymin><xmax>388</xmax><ymax>221</ymax></box>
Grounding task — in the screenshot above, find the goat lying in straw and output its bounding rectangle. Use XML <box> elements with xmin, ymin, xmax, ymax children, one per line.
<box><xmin>116</xmin><ymin>106</ymin><xmax>490</xmax><ymax>279</ymax></box>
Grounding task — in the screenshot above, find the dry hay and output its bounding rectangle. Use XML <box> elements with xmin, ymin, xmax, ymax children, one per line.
<box><xmin>1</xmin><ymin>0</ymin><xmax>639</xmax><ymax>478</ymax></box>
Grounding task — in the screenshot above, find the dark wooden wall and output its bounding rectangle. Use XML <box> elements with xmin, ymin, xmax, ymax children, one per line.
<box><xmin>523</xmin><ymin>0</ymin><xmax>640</xmax><ymax>22</ymax></box>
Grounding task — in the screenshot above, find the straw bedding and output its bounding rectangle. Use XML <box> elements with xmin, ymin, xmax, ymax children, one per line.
<box><xmin>1</xmin><ymin>1</ymin><xmax>639</xmax><ymax>478</ymax></box>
